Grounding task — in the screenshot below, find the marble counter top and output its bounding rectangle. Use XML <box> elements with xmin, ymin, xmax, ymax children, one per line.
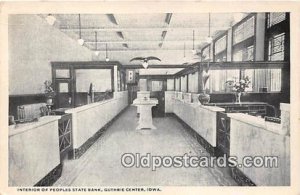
<box><xmin>66</xmin><ymin>98</ymin><xmax>115</xmax><ymax>113</ymax></box>
<box><xmin>133</xmin><ymin>98</ymin><xmax>158</xmax><ymax>105</ymax></box>
<box><xmin>9</xmin><ymin>115</ymin><xmax>61</xmax><ymax>137</ymax></box>
<box><xmin>228</xmin><ymin>113</ymin><xmax>284</xmax><ymax>135</ymax></box>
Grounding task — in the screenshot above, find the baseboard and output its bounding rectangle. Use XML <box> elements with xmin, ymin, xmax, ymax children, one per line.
<box><xmin>172</xmin><ymin>114</ymin><xmax>216</xmax><ymax>156</ymax></box>
<box><xmin>34</xmin><ymin>163</ymin><xmax>63</xmax><ymax>186</ymax></box>
<box><xmin>72</xmin><ymin>105</ymin><xmax>129</xmax><ymax>159</ymax></box>
<box><xmin>165</xmin><ymin>113</ymin><xmax>175</xmax><ymax>117</ymax></box>
<box><xmin>230</xmin><ymin>167</ymin><xmax>256</xmax><ymax>186</ymax></box>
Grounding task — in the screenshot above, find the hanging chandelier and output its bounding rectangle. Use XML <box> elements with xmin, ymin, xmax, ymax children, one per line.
<box><xmin>105</xmin><ymin>43</ymin><xmax>110</xmax><ymax>62</ymax></box>
<box><xmin>206</xmin><ymin>13</ymin><xmax>213</xmax><ymax>44</ymax></box>
<box><xmin>77</xmin><ymin>14</ymin><xmax>85</xmax><ymax>46</ymax></box>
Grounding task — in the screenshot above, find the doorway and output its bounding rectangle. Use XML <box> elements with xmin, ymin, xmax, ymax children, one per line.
<box><xmin>148</xmin><ymin>79</ymin><xmax>167</xmax><ymax>117</ymax></box>
<box><xmin>55</xmin><ymin>80</ymin><xmax>73</xmax><ymax>108</ymax></box>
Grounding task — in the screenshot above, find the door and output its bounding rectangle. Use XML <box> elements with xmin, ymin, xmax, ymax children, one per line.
<box><xmin>127</xmin><ymin>84</ymin><xmax>138</xmax><ymax>104</ymax></box>
<box><xmin>150</xmin><ymin>80</ymin><xmax>166</xmax><ymax>117</ymax></box>
<box><xmin>55</xmin><ymin>80</ymin><xmax>73</xmax><ymax>108</ymax></box>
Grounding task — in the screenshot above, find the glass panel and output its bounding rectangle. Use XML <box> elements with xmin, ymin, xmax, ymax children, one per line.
<box><xmin>268</xmin><ymin>33</ymin><xmax>285</xmax><ymax>61</ymax></box>
<box><xmin>117</xmin><ymin>70</ymin><xmax>121</xmax><ymax>91</ymax></box>
<box><xmin>202</xmin><ymin>46</ymin><xmax>210</xmax><ymax>61</ymax></box>
<box><xmin>215</xmin><ymin>35</ymin><xmax>227</xmax><ymax>54</ymax></box>
<box><xmin>233</xmin><ymin>16</ymin><xmax>255</xmax><ymax>44</ymax></box>
<box><xmin>167</xmin><ymin>79</ymin><xmax>174</xmax><ymax>91</ymax></box>
<box><xmin>267</xmin><ymin>12</ymin><xmax>286</xmax><ymax>28</ymax></box>
<box><xmin>151</xmin><ymin>81</ymin><xmax>163</xmax><ymax>91</ymax></box>
<box><xmin>59</xmin><ymin>83</ymin><xmax>69</xmax><ymax>93</ymax></box>
<box><xmin>76</xmin><ymin>69</ymin><xmax>112</xmax><ymax>92</ymax></box>
<box><xmin>181</xmin><ymin>76</ymin><xmax>187</xmax><ymax>92</ymax></box>
<box><xmin>175</xmin><ymin>78</ymin><xmax>180</xmax><ymax>91</ymax></box>
<box><xmin>233</xmin><ymin>45</ymin><xmax>254</xmax><ymax>61</ymax></box>
<box><xmin>208</xmin><ymin>68</ymin><xmax>281</xmax><ymax>93</ymax></box>
<box><xmin>56</xmin><ymin>69</ymin><xmax>70</xmax><ymax>78</ymax></box>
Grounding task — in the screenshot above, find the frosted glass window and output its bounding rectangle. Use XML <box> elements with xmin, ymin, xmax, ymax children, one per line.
<box><xmin>268</xmin><ymin>33</ymin><xmax>285</xmax><ymax>61</ymax></box>
<box><xmin>152</xmin><ymin>81</ymin><xmax>163</xmax><ymax>91</ymax></box>
<box><xmin>56</xmin><ymin>69</ymin><xmax>70</xmax><ymax>78</ymax></box>
<box><xmin>59</xmin><ymin>83</ymin><xmax>69</xmax><ymax>93</ymax></box>
<box><xmin>233</xmin><ymin>16</ymin><xmax>255</xmax><ymax>44</ymax></box>
<box><xmin>202</xmin><ymin>46</ymin><xmax>210</xmax><ymax>61</ymax></box>
<box><xmin>175</xmin><ymin>78</ymin><xmax>180</xmax><ymax>91</ymax></box>
<box><xmin>167</xmin><ymin>79</ymin><xmax>174</xmax><ymax>91</ymax></box>
<box><xmin>76</xmin><ymin>69</ymin><xmax>111</xmax><ymax>92</ymax></box>
<box><xmin>267</xmin><ymin>13</ymin><xmax>286</xmax><ymax>28</ymax></box>
<box><xmin>181</xmin><ymin>76</ymin><xmax>187</xmax><ymax>92</ymax></box>
<box><xmin>215</xmin><ymin>35</ymin><xmax>227</xmax><ymax>54</ymax></box>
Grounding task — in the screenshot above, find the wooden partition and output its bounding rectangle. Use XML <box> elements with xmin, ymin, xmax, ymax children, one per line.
<box><xmin>51</xmin><ymin>61</ymin><xmax>126</xmax><ymax>109</ymax></box>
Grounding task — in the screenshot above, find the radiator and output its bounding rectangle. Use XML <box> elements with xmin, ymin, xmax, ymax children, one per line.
<box><xmin>17</xmin><ymin>103</ymin><xmax>47</xmax><ymax>122</ymax></box>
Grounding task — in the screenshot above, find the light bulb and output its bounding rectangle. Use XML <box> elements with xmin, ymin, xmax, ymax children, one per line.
<box><xmin>45</xmin><ymin>14</ymin><xmax>56</xmax><ymax>26</ymax></box>
<box><xmin>78</xmin><ymin>39</ymin><xmax>85</xmax><ymax>46</ymax></box>
<box><xmin>192</xmin><ymin>49</ymin><xmax>197</xmax><ymax>55</ymax></box>
<box><xmin>105</xmin><ymin>57</ymin><xmax>110</xmax><ymax>62</ymax></box>
<box><xmin>142</xmin><ymin>61</ymin><xmax>148</xmax><ymax>69</ymax></box>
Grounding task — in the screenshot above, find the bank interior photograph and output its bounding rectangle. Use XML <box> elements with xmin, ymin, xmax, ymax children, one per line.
<box><xmin>8</xmin><ymin>12</ymin><xmax>290</xmax><ymax>187</ymax></box>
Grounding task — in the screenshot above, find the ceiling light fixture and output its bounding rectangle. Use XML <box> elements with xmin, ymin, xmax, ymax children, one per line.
<box><xmin>45</xmin><ymin>14</ymin><xmax>56</xmax><ymax>26</ymax></box>
<box><xmin>130</xmin><ymin>57</ymin><xmax>161</xmax><ymax>69</ymax></box>
<box><xmin>105</xmin><ymin>43</ymin><xmax>110</xmax><ymax>62</ymax></box>
<box><xmin>206</xmin><ymin>13</ymin><xmax>213</xmax><ymax>44</ymax></box>
<box><xmin>192</xmin><ymin>30</ymin><xmax>197</xmax><ymax>54</ymax></box>
<box><xmin>142</xmin><ymin>61</ymin><xmax>149</xmax><ymax>69</ymax></box>
<box><xmin>94</xmin><ymin>31</ymin><xmax>100</xmax><ymax>56</ymax></box>
<box><xmin>77</xmin><ymin>14</ymin><xmax>85</xmax><ymax>46</ymax></box>
<box><xmin>183</xmin><ymin>42</ymin><xmax>186</xmax><ymax>60</ymax></box>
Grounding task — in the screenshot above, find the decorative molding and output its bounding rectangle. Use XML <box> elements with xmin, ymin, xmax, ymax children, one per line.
<box><xmin>34</xmin><ymin>164</ymin><xmax>63</xmax><ymax>186</ymax></box>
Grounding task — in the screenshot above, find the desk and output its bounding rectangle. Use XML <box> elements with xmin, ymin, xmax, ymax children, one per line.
<box><xmin>133</xmin><ymin>98</ymin><xmax>158</xmax><ymax>130</ymax></box>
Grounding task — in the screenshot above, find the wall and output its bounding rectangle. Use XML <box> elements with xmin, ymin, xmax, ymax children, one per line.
<box><xmin>9</xmin><ymin>15</ymin><xmax>93</xmax><ymax>95</ymax></box>
<box><xmin>172</xmin><ymin>92</ymin><xmax>225</xmax><ymax>147</ymax></box>
<box><xmin>9</xmin><ymin>116</ymin><xmax>61</xmax><ymax>186</ymax></box>
<box><xmin>66</xmin><ymin>91</ymin><xmax>128</xmax><ymax>149</ymax></box>
<box><xmin>229</xmin><ymin>111</ymin><xmax>290</xmax><ymax>185</ymax></box>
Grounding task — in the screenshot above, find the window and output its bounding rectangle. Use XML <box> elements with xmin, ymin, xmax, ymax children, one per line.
<box><xmin>56</xmin><ymin>69</ymin><xmax>70</xmax><ymax>78</ymax></box>
<box><xmin>215</xmin><ymin>35</ymin><xmax>227</xmax><ymax>54</ymax></box>
<box><xmin>268</xmin><ymin>33</ymin><xmax>285</xmax><ymax>61</ymax></box>
<box><xmin>202</xmin><ymin>46</ymin><xmax>210</xmax><ymax>61</ymax></box>
<box><xmin>233</xmin><ymin>45</ymin><xmax>254</xmax><ymax>61</ymax></box>
<box><xmin>175</xmin><ymin>78</ymin><xmax>180</xmax><ymax>91</ymax></box>
<box><xmin>233</xmin><ymin>16</ymin><xmax>255</xmax><ymax>44</ymax></box>
<box><xmin>208</xmin><ymin>69</ymin><xmax>240</xmax><ymax>93</ymax></box>
<box><xmin>207</xmin><ymin>68</ymin><xmax>282</xmax><ymax>93</ymax></box>
<box><xmin>181</xmin><ymin>76</ymin><xmax>187</xmax><ymax>92</ymax></box>
<box><xmin>151</xmin><ymin>81</ymin><xmax>163</xmax><ymax>91</ymax></box>
<box><xmin>188</xmin><ymin>73</ymin><xmax>198</xmax><ymax>93</ymax></box>
<box><xmin>267</xmin><ymin>13</ymin><xmax>286</xmax><ymax>28</ymax></box>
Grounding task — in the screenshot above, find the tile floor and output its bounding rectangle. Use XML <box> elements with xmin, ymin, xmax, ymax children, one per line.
<box><xmin>54</xmin><ymin>106</ymin><xmax>237</xmax><ymax>186</ymax></box>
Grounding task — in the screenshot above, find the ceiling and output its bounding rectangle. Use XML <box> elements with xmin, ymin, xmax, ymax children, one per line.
<box><xmin>40</xmin><ymin>13</ymin><xmax>244</xmax><ymax>66</ymax></box>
